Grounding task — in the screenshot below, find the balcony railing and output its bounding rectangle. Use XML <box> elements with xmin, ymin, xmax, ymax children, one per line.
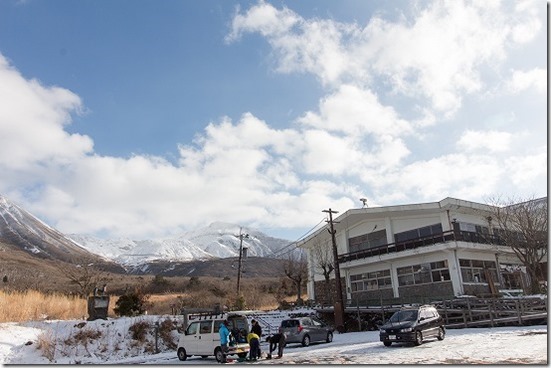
<box><xmin>338</xmin><ymin>230</ymin><xmax>505</xmax><ymax>264</ymax></box>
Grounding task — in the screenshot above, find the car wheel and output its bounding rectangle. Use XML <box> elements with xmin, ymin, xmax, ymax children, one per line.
<box><xmin>437</xmin><ymin>327</ymin><xmax>445</xmax><ymax>341</ymax></box>
<box><xmin>215</xmin><ymin>347</ymin><xmax>224</xmax><ymax>363</ymax></box>
<box><xmin>383</xmin><ymin>341</ymin><xmax>392</xmax><ymax>347</ymax></box>
<box><xmin>302</xmin><ymin>334</ymin><xmax>311</xmax><ymax>347</ymax></box>
<box><xmin>326</xmin><ymin>331</ymin><xmax>333</xmax><ymax>343</ymax></box>
<box><xmin>177</xmin><ymin>347</ymin><xmax>187</xmax><ymax>361</ymax></box>
<box><xmin>414</xmin><ymin>331</ymin><xmax>423</xmax><ymax>346</ymax></box>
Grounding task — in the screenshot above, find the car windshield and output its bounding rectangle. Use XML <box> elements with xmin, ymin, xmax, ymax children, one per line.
<box><xmin>389</xmin><ymin>310</ymin><xmax>418</xmax><ymax>322</ymax></box>
<box><xmin>281</xmin><ymin>320</ymin><xmax>299</xmax><ymax>328</ymax></box>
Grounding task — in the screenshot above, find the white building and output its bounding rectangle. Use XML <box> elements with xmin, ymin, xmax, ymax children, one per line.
<box><xmin>299</xmin><ymin>198</ymin><xmax>541</xmax><ymax>306</ymax></box>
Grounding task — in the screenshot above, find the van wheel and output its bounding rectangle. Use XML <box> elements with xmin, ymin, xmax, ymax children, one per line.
<box><xmin>302</xmin><ymin>335</ymin><xmax>311</xmax><ymax>347</ymax></box>
<box><xmin>437</xmin><ymin>327</ymin><xmax>445</xmax><ymax>341</ymax></box>
<box><xmin>326</xmin><ymin>332</ymin><xmax>333</xmax><ymax>343</ymax></box>
<box><xmin>215</xmin><ymin>347</ymin><xmax>224</xmax><ymax>363</ymax></box>
<box><xmin>414</xmin><ymin>331</ymin><xmax>423</xmax><ymax>346</ymax></box>
<box><xmin>383</xmin><ymin>341</ymin><xmax>392</xmax><ymax>347</ymax></box>
<box><xmin>177</xmin><ymin>347</ymin><xmax>187</xmax><ymax>361</ymax></box>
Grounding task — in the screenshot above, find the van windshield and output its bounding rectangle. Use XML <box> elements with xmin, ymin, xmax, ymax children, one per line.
<box><xmin>389</xmin><ymin>310</ymin><xmax>418</xmax><ymax>322</ymax></box>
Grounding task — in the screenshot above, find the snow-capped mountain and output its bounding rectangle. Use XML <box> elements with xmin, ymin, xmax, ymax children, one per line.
<box><xmin>68</xmin><ymin>222</ymin><xmax>291</xmax><ymax>266</ymax></box>
<box><xmin>0</xmin><ymin>195</ymin><xmax>123</xmax><ymax>272</ymax></box>
<box><xmin>0</xmin><ymin>193</ymin><xmax>292</xmax><ymax>269</ymax></box>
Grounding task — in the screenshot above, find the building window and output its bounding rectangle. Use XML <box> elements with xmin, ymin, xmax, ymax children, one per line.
<box><xmin>430</xmin><ymin>260</ymin><xmax>451</xmax><ymax>282</ymax></box>
<box><xmin>394</xmin><ymin>223</ymin><xmax>443</xmax><ymax>244</ymax></box>
<box><xmin>350</xmin><ymin>269</ymin><xmax>392</xmax><ymax>292</ymax></box>
<box><xmin>459</xmin><ymin>259</ymin><xmax>498</xmax><ymax>283</ymax></box>
<box><xmin>500</xmin><ymin>264</ymin><xmax>525</xmax><ymax>289</ymax></box>
<box><xmin>348</xmin><ymin>229</ymin><xmax>388</xmax><ymax>253</ymax></box>
<box><xmin>397</xmin><ymin>260</ymin><xmax>450</xmax><ymax>286</ymax></box>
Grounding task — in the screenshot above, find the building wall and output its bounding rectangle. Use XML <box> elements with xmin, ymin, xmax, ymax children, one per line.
<box><xmin>302</xmin><ymin>198</ymin><xmax>536</xmax><ymax>303</ymax></box>
<box><xmin>349</xmin><ymin>288</ymin><xmax>395</xmax><ymax>305</ymax></box>
<box><xmin>313</xmin><ymin>277</ymin><xmax>345</xmax><ymax>306</ymax></box>
<box><xmin>398</xmin><ymin>282</ymin><xmax>454</xmax><ymax>301</ymax></box>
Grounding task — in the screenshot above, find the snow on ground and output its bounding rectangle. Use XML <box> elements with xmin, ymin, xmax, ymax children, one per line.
<box><xmin>0</xmin><ymin>316</ymin><xmax>547</xmax><ymax>365</ymax></box>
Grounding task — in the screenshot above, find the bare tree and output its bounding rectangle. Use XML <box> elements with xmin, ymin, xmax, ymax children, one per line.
<box><xmin>283</xmin><ymin>251</ymin><xmax>308</xmax><ymax>303</ymax></box>
<box><xmin>313</xmin><ymin>239</ymin><xmax>334</xmax><ymax>305</ymax></box>
<box><xmin>63</xmin><ymin>259</ymin><xmax>109</xmax><ymax>298</ymax></box>
<box><xmin>489</xmin><ymin>196</ymin><xmax>548</xmax><ymax>294</ymax></box>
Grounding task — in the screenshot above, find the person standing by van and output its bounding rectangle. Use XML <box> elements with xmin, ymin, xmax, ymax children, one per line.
<box><xmin>219</xmin><ymin>320</ymin><xmax>231</xmax><ymax>363</ymax></box>
<box><xmin>251</xmin><ymin>320</ymin><xmax>262</xmax><ymax>358</ymax></box>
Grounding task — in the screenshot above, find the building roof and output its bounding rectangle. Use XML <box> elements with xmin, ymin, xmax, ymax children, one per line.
<box><xmin>299</xmin><ymin>197</ymin><xmax>495</xmax><ymax>246</ymax></box>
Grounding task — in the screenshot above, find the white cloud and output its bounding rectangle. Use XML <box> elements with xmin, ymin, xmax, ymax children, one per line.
<box><xmin>0</xmin><ymin>0</ymin><xmax>546</xmax><ymax>240</ymax></box>
<box><xmin>228</xmin><ymin>0</ymin><xmax>542</xmax><ymax>118</ymax></box>
<box><xmin>457</xmin><ymin>130</ymin><xmax>513</xmax><ymax>153</ymax></box>
<box><xmin>379</xmin><ymin>153</ymin><xmax>505</xmax><ymax>201</ymax></box>
<box><xmin>506</xmin><ymin>68</ymin><xmax>546</xmax><ymax>94</ymax></box>
<box><xmin>226</xmin><ymin>0</ymin><xmax>301</xmax><ymax>42</ymax></box>
<box><xmin>297</xmin><ymin>84</ymin><xmax>412</xmax><ymax>137</ymax></box>
<box><xmin>505</xmin><ymin>149</ymin><xmax>547</xmax><ymax>190</ymax></box>
<box><xmin>0</xmin><ymin>55</ymin><xmax>92</xmax><ymax>171</ymax></box>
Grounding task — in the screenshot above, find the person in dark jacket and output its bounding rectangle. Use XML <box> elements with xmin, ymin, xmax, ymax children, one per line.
<box><xmin>266</xmin><ymin>329</ymin><xmax>286</xmax><ymax>359</ymax></box>
<box><xmin>251</xmin><ymin>320</ymin><xmax>262</xmax><ymax>358</ymax></box>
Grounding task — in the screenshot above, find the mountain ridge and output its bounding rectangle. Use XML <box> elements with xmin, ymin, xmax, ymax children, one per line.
<box><xmin>0</xmin><ymin>194</ymin><xmax>292</xmax><ymax>269</ymax></box>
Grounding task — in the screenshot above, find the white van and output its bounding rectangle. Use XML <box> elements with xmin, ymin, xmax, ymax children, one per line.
<box><xmin>177</xmin><ymin>313</ymin><xmax>250</xmax><ymax>362</ymax></box>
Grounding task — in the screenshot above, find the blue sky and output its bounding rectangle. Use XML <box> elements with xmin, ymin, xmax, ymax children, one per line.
<box><xmin>0</xmin><ymin>0</ymin><xmax>546</xmax><ymax>241</ymax></box>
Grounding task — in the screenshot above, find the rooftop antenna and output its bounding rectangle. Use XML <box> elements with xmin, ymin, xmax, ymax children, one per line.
<box><xmin>360</xmin><ymin>198</ymin><xmax>368</xmax><ymax>208</ymax></box>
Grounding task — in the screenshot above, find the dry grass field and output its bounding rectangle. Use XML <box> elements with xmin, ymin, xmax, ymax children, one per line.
<box><xmin>0</xmin><ymin>241</ymin><xmax>303</xmax><ymax>322</ymax></box>
<box><xmin>0</xmin><ymin>275</ymin><xmax>301</xmax><ymax>323</ymax></box>
<box><xmin>0</xmin><ymin>290</ymin><xmax>87</xmax><ymax>322</ymax></box>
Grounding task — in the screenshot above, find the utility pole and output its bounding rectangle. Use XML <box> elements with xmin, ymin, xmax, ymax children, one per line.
<box><xmin>323</xmin><ymin>208</ymin><xmax>345</xmax><ymax>332</ymax></box>
<box><xmin>236</xmin><ymin>227</ymin><xmax>249</xmax><ymax>296</ymax></box>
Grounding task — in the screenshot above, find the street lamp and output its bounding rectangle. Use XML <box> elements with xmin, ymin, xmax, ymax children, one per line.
<box><xmin>236</xmin><ymin>228</ymin><xmax>249</xmax><ymax>296</ymax></box>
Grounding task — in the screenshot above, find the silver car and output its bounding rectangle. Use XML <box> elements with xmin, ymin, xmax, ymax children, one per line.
<box><xmin>280</xmin><ymin>316</ymin><xmax>334</xmax><ymax>347</ymax></box>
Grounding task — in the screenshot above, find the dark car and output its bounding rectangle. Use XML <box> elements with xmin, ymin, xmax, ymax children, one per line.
<box><xmin>280</xmin><ymin>316</ymin><xmax>334</xmax><ymax>347</ymax></box>
<box><xmin>379</xmin><ymin>305</ymin><xmax>445</xmax><ymax>346</ymax></box>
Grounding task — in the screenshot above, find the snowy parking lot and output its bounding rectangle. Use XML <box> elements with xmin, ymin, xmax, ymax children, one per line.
<box><xmin>164</xmin><ymin>326</ymin><xmax>547</xmax><ymax>365</ymax></box>
<box><xmin>2</xmin><ymin>317</ymin><xmax>545</xmax><ymax>365</ymax></box>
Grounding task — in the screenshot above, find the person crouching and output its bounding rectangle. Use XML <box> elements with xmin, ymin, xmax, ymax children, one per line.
<box><xmin>266</xmin><ymin>330</ymin><xmax>286</xmax><ymax>359</ymax></box>
<box><xmin>246</xmin><ymin>331</ymin><xmax>260</xmax><ymax>361</ymax></box>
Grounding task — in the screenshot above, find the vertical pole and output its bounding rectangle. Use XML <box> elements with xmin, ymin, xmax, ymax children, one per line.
<box><xmin>323</xmin><ymin>208</ymin><xmax>345</xmax><ymax>332</ymax></box>
<box><xmin>237</xmin><ymin>232</ymin><xmax>244</xmax><ymax>296</ymax></box>
<box><xmin>236</xmin><ymin>227</ymin><xmax>249</xmax><ymax>297</ymax></box>
<box><xmin>155</xmin><ymin>321</ymin><xmax>159</xmax><ymax>354</ymax></box>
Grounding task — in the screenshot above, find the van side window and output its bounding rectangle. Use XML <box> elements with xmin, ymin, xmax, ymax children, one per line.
<box><xmin>187</xmin><ymin>322</ymin><xmax>199</xmax><ymax>335</ymax></box>
<box><xmin>200</xmin><ymin>321</ymin><xmax>212</xmax><ymax>334</ymax></box>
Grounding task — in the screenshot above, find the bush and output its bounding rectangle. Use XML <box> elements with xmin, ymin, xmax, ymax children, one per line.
<box><xmin>158</xmin><ymin>319</ymin><xmax>177</xmax><ymax>349</ymax></box>
<box><xmin>114</xmin><ymin>290</ymin><xmax>150</xmax><ymax>316</ymax></box>
<box><xmin>37</xmin><ymin>332</ymin><xmax>56</xmax><ymax>362</ymax></box>
<box><xmin>129</xmin><ymin>320</ymin><xmax>151</xmax><ymax>342</ymax></box>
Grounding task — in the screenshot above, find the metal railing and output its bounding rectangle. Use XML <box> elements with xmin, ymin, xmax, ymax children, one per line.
<box><xmin>338</xmin><ymin>230</ymin><xmax>506</xmax><ymax>263</ymax></box>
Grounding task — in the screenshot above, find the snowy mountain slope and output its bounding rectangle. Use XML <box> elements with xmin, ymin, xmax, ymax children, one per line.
<box><xmin>0</xmin><ymin>195</ymin><xmax>115</xmax><ymax>266</ymax></box>
<box><xmin>0</xmin><ymin>193</ymin><xmax>292</xmax><ymax>268</ymax></box>
<box><xmin>68</xmin><ymin>222</ymin><xmax>291</xmax><ymax>266</ymax></box>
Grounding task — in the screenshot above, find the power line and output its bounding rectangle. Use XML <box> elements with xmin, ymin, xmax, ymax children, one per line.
<box><xmin>272</xmin><ymin>218</ymin><xmax>327</xmax><ymax>258</ymax></box>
